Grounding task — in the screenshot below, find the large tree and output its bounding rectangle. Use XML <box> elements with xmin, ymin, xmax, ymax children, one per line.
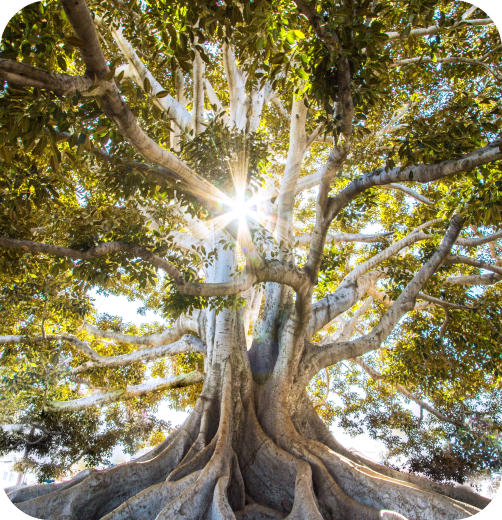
<box><xmin>1</xmin><ymin>0</ymin><xmax>501</xmax><ymax>518</ymax></box>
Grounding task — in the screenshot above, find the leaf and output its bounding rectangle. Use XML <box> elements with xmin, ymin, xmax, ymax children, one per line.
<box><xmin>57</xmin><ymin>55</ymin><xmax>67</xmax><ymax>72</ymax></box>
<box><xmin>1</xmin><ymin>145</ymin><xmax>11</xmax><ymax>163</ymax></box>
<box><xmin>143</xmin><ymin>77</ymin><xmax>151</xmax><ymax>93</ymax></box>
<box><xmin>155</xmin><ymin>90</ymin><xmax>170</xmax><ymax>98</ymax></box>
<box><xmin>105</xmin><ymin>68</ymin><xmax>115</xmax><ymax>81</ymax></box>
<box><xmin>295</xmin><ymin>68</ymin><xmax>309</xmax><ymax>80</ymax></box>
<box><xmin>65</xmin><ymin>37</ymin><xmax>85</xmax><ymax>48</ymax></box>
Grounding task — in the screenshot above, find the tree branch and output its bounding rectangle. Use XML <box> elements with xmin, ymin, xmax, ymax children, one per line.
<box><xmin>296</xmin><ymin>231</ymin><xmax>393</xmax><ymax>248</ymax></box>
<box><xmin>455</xmin><ymin>230</ymin><xmax>502</xmax><ymax>247</ymax></box>
<box><xmin>0</xmin><ymin>236</ymin><xmax>185</xmax><ymax>284</ymax></box>
<box><xmin>95</xmin><ymin>18</ymin><xmax>193</xmax><ymax>132</ymax></box>
<box><xmin>71</xmin><ymin>334</ymin><xmax>206</xmax><ymax>375</ymax></box>
<box><xmin>444</xmin><ymin>255</ymin><xmax>502</xmax><ymax>275</ymax></box>
<box><xmin>443</xmin><ymin>273</ymin><xmax>502</xmax><ymax>286</ymax></box>
<box><xmin>82</xmin><ymin>311</ymin><xmax>202</xmax><ymax>346</ymax></box>
<box><xmin>416</xmin><ymin>293</ymin><xmax>475</xmax><ymax>310</ymax></box>
<box><xmin>385</xmin><ymin>18</ymin><xmax>494</xmax><ymax>43</ymax></box>
<box><xmin>391</xmin><ymin>56</ymin><xmax>502</xmax><ymax>82</ymax></box>
<box><xmin>0</xmin><ymin>59</ymin><xmax>93</xmax><ymax>95</ymax></box>
<box><xmin>306</xmin><ymin>271</ymin><xmax>382</xmax><ymax>339</ymax></box>
<box><xmin>0</xmin><ymin>333</ymin><xmax>98</xmax><ymax>360</ymax></box>
<box><xmin>379</xmin><ymin>184</ymin><xmax>434</xmax><ymax>206</ymax></box>
<box><xmin>192</xmin><ymin>48</ymin><xmax>205</xmax><ymax>135</ymax></box>
<box><xmin>60</xmin><ymin>0</ymin><xmax>223</xmax><ymax>206</ymax></box>
<box><xmin>302</xmin><ymin>215</ymin><xmax>464</xmax><ymax>378</ymax></box>
<box><xmin>325</xmin><ymin>139</ymin><xmax>502</xmax><ymax>228</ymax></box>
<box><xmin>352</xmin><ymin>357</ymin><xmax>463</xmax><ymax>426</ymax></box>
<box><xmin>46</xmin><ymin>371</ymin><xmax>205</xmax><ymax>412</ymax></box>
<box><xmin>204</xmin><ymin>78</ymin><xmax>229</xmax><ymax>126</ymax></box>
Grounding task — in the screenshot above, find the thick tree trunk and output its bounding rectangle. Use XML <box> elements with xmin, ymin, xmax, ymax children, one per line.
<box><xmin>6</xmin><ymin>307</ymin><xmax>488</xmax><ymax>520</ymax></box>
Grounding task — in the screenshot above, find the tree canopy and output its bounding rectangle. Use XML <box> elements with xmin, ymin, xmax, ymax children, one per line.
<box><xmin>0</xmin><ymin>0</ymin><xmax>501</xmax><ymax>518</ymax></box>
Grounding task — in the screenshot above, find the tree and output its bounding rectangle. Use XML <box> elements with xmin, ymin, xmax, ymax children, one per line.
<box><xmin>0</xmin><ymin>0</ymin><xmax>501</xmax><ymax>517</ymax></box>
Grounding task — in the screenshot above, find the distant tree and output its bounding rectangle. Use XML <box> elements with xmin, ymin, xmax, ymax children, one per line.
<box><xmin>0</xmin><ymin>0</ymin><xmax>501</xmax><ymax>518</ymax></box>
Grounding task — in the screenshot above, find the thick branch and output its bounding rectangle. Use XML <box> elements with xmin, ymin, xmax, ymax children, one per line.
<box><xmin>204</xmin><ymin>78</ymin><xmax>229</xmax><ymax>126</ymax></box>
<box><xmin>98</xmin><ymin>19</ymin><xmax>192</xmax><ymax>132</ymax></box>
<box><xmin>0</xmin><ymin>334</ymin><xmax>98</xmax><ymax>360</ymax></box>
<box><xmin>302</xmin><ymin>215</ymin><xmax>464</xmax><ymax>377</ymax></box>
<box><xmin>0</xmin><ymin>236</ymin><xmax>185</xmax><ymax>284</ymax></box>
<box><xmin>352</xmin><ymin>357</ymin><xmax>463</xmax><ymax>426</ymax></box>
<box><xmin>307</xmin><ymin>271</ymin><xmax>382</xmax><ymax>339</ymax></box>
<box><xmin>60</xmin><ymin>0</ymin><xmax>222</xmax><ymax>205</ymax></box>
<box><xmin>83</xmin><ymin>311</ymin><xmax>201</xmax><ymax>346</ymax></box>
<box><xmin>343</xmin><ymin>231</ymin><xmax>431</xmax><ymax>284</ymax></box>
<box><xmin>0</xmin><ymin>59</ymin><xmax>93</xmax><ymax>95</ymax></box>
<box><xmin>46</xmin><ymin>371</ymin><xmax>205</xmax><ymax>412</ymax></box>
<box><xmin>444</xmin><ymin>273</ymin><xmax>502</xmax><ymax>286</ymax></box>
<box><xmin>72</xmin><ymin>334</ymin><xmax>206</xmax><ymax>375</ymax></box>
<box><xmin>326</xmin><ymin>140</ymin><xmax>502</xmax><ymax>228</ymax></box>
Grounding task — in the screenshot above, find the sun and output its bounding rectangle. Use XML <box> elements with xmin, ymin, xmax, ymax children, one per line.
<box><xmin>229</xmin><ymin>195</ymin><xmax>250</xmax><ymax>224</ymax></box>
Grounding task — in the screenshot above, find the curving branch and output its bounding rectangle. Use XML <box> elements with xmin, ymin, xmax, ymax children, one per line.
<box><xmin>296</xmin><ymin>231</ymin><xmax>393</xmax><ymax>248</ymax></box>
<box><xmin>385</xmin><ymin>18</ymin><xmax>494</xmax><ymax>43</ymax></box>
<box><xmin>0</xmin><ymin>333</ymin><xmax>99</xmax><ymax>360</ymax></box>
<box><xmin>46</xmin><ymin>371</ymin><xmax>205</xmax><ymax>412</ymax></box>
<box><xmin>0</xmin><ymin>59</ymin><xmax>93</xmax><ymax>95</ymax></box>
<box><xmin>0</xmin><ymin>236</ymin><xmax>185</xmax><ymax>284</ymax></box>
<box><xmin>416</xmin><ymin>293</ymin><xmax>475</xmax><ymax>310</ymax></box>
<box><xmin>368</xmin><ymin>285</ymin><xmax>432</xmax><ymax>311</ymax></box>
<box><xmin>455</xmin><ymin>230</ymin><xmax>502</xmax><ymax>247</ymax></box>
<box><xmin>324</xmin><ymin>139</ymin><xmax>502</xmax><ymax>233</ymax></box>
<box><xmin>391</xmin><ymin>56</ymin><xmax>502</xmax><ymax>82</ymax></box>
<box><xmin>95</xmin><ymin>16</ymin><xmax>193</xmax><ymax>132</ymax></box>
<box><xmin>82</xmin><ymin>311</ymin><xmax>202</xmax><ymax>346</ymax></box>
<box><xmin>307</xmin><ymin>271</ymin><xmax>382</xmax><ymax>339</ymax></box>
<box><xmin>59</xmin><ymin>0</ymin><xmax>224</xmax><ymax>205</ymax></box>
<box><xmin>71</xmin><ymin>334</ymin><xmax>206</xmax><ymax>375</ymax></box>
<box><xmin>444</xmin><ymin>255</ymin><xmax>502</xmax><ymax>275</ymax></box>
<box><xmin>379</xmin><ymin>184</ymin><xmax>434</xmax><ymax>206</ymax></box>
<box><xmin>343</xmin><ymin>231</ymin><xmax>431</xmax><ymax>285</ymax></box>
<box><xmin>352</xmin><ymin>357</ymin><xmax>463</xmax><ymax>426</ymax></box>
<box><xmin>301</xmin><ymin>215</ymin><xmax>464</xmax><ymax>379</ymax></box>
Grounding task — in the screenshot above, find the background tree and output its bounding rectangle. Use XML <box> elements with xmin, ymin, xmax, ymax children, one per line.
<box><xmin>0</xmin><ymin>0</ymin><xmax>501</xmax><ymax>518</ymax></box>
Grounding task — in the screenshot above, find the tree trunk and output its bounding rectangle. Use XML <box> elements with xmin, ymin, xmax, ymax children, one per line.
<box><xmin>6</xmin><ymin>303</ymin><xmax>488</xmax><ymax>519</ymax></box>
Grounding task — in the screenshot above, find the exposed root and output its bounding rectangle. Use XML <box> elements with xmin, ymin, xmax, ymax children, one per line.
<box><xmin>101</xmin><ymin>471</ymin><xmax>201</xmax><ymax>520</ymax></box>
<box><xmin>12</xmin><ymin>417</ymin><xmax>197</xmax><ymax>519</ymax></box>
<box><xmin>302</xmin><ymin>437</ymin><xmax>476</xmax><ymax>520</ymax></box>
<box><xmin>7</xmin><ymin>354</ymin><xmax>488</xmax><ymax>520</ymax></box>
<box><xmin>292</xmin><ymin>390</ymin><xmax>489</xmax><ymax>511</ymax></box>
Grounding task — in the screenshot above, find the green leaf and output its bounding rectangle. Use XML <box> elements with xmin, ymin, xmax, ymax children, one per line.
<box><xmin>57</xmin><ymin>55</ymin><xmax>67</xmax><ymax>72</ymax></box>
<box><xmin>143</xmin><ymin>77</ymin><xmax>151</xmax><ymax>93</ymax></box>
